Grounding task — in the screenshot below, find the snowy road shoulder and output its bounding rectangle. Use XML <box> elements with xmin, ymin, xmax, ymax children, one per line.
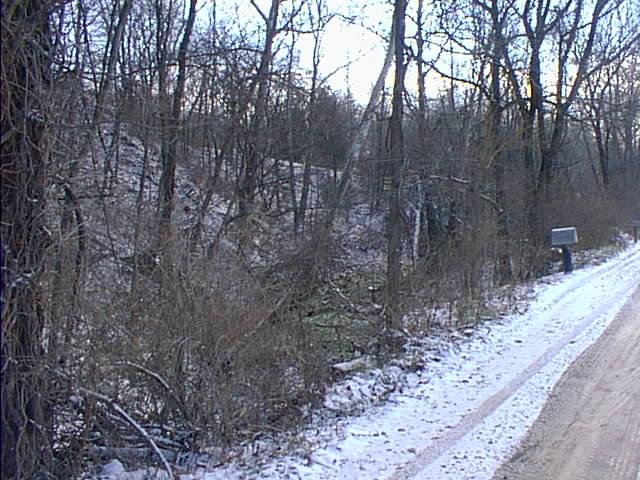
<box><xmin>205</xmin><ymin>243</ymin><xmax>640</xmax><ymax>480</ymax></box>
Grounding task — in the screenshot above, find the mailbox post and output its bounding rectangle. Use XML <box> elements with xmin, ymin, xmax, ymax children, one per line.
<box><xmin>632</xmin><ymin>220</ymin><xmax>640</xmax><ymax>243</ymax></box>
<box><xmin>551</xmin><ymin>227</ymin><xmax>578</xmax><ymax>274</ymax></box>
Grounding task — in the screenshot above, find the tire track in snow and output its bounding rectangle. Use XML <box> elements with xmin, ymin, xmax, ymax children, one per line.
<box><xmin>389</xmin><ymin>246</ymin><xmax>640</xmax><ymax>480</ymax></box>
<box><xmin>494</xmin><ymin>286</ymin><xmax>640</xmax><ymax>480</ymax></box>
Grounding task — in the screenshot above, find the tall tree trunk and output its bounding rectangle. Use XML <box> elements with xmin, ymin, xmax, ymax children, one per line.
<box><xmin>303</xmin><ymin>7</ymin><xmax>397</xmax><ymax>302</ymax></box>
<box><xmin>296</xmin><ymin>1</ymin><xmax>324</xmax><ymax>236</ymax></box>
<box><xmin>416</xmin><ymin>0</ymin><xmax>427</xmax><ymax>141</ymax></box>
<box><xmin>324</xmin><ymin>15</ymin><xmax>396</xmax><ymax>231</ymax></box>
<box><xmin>158</xmin><ymin>0</ymin><xmax>198</xmax><ymax>239</ymax></box>
<box><xmin>521</xmin><ymin>1</ymin><xmax>549</xmax><ymax>274</ymax></box>
<box><xmin>285</xmin><ymin>35</ymin><xmax>300</xmax><ymax>233</ymax></box>
<box><xmin>1</xmin><ymin>1</ymin><xmax>52</xmax><ymax>477</ymax></box>
<box><xmin>239</xmin><ymin>0</ymin><xmax>281</xmax><ymax>219</ymax></box>
<box><xmin>594</xmin><ymin>119</ymin><xmax>611</xmax><ymax>186</ymax></box>
<box><xmin>385</xmin><ymin>0</ymin><xmax>407</xmax><ymax>329</ymax></box>
<box><xmin>542</xmin><ymin>0</ymin><xmax>609</xmax><ymax>189</ymax></box>
<box><xmin>188</xmin><ymin>1</ymin><xmax>280</xmax><ymax>250</ymax></box>
<box><xmin>488</xmin><ymin>0</ymin><xmax>512</xmax><ymax>284</ymax></box>
<box><xmin>155</xmin><ymin>0</ymin><xmax>171</xmax><ymax>236</ymax></box>
<box><xmin>413</xmin><ymin>0</ymin><xmax>429</xmax><ymax>264</ymax></box>
<box><xmin>54</xmin><ymin>0</ymin><xmax>132</xmax><ymax>359</ymax></box>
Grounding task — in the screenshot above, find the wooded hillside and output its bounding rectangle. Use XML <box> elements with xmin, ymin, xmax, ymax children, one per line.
<box><xmin>1</xmin><ymin>0</ymin><xmax>638</xmax><ymax>477</ymax></box>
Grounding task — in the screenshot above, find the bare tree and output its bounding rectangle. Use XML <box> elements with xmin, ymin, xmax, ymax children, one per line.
<box><xmin>295</xmin><ymin>0</ymin><xmax>331</xmax><ymax>235</ymax></box>
<box><xmin>385</xmin><ymin>0</ymin><xmax>408</xmax><ymax>329</ymax></box>
<box><xmin>158</xmin><ymin>0</ymin><xmax>198</xmax><ymax>238</ymax></box>
<box><xmin>473</xmin><ymin>0</ymin><xmax>514</xmax><ymax>282</ymax></box>
<box><xmin>239</xmin><ymin>0</ymin><xmax>282</xmax><ymax>219</ymax></box>
<box><xmin>1</xmin><ymin>1</ymin><xmax>53</xmax><ymax>477</ymax></box>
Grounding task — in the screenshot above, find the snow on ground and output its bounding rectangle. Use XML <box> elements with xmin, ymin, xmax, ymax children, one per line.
<box><xmin>200</xmin><ymin>242</ymin><xmax>640</xmax><ymax>480</ymax></box>
<box><xmin>94</xmin><ymin>241</ymin><xmax>640</xmax><ymax>480</ymax></box>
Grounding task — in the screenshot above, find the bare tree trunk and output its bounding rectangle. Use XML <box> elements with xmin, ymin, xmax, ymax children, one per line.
<box><xmin>285</xmin><ymin>31</ymin><xmax>300</xmax><ymax>234</ymax></box>
<box><xmin>239</xmin><ymin>0</ymin><xmax>281</xmax><ymax>219</ymax></box>
<box><xmin>299</xmin><ymin>8</ymin><xmax>396</xmax><ymax>302</ymax></box>
<box><xmin>411</xmin><ymin>182</ymin><xmax>424</xmax><ymax>269</ymax></box>
<box><xmin>296</xmin><ymin>1</ymin><xmax>324</xmax><ymax>236</ymax></box>
<box><xmin>487</xmin><ymin>0</ymin><xmax>511</xmax><ymax>283</ymax></box>
<box><xmin>416</xmin><ymin>0</ymin><xmax>427</xmax><ymax>141</ymax></box>
<box><xmin>158</xmin><ymin>0</ymin><xmax>198</xmax><ymax>238</ymax></box>
<box><xmin>54</xmin><ymin>0</ymin><xmax>132</xmax><ymax>319</ymax></box>
<box><xmin>542</xmin><ymin>0</ymin><xmax>611</xmax><ymax>189</ymax></box>
<box><xmin>385</xmin><ymin>0</ymin><xmax>407</xmax><ymax>329</ymax></box>
<box><xmin>594</xmin><ymin>117</ymin><xmax>611</xmax><ymax>186</ymax></box>
<box><xmin>189</xmin><ymin>5</ymin><xmax>278</xmax><ymax>250</ymax></box>
<box><xmin>525</xmin><ymin>6</ymin><xmax>549</xmax><ymax>257</ymax></box>
<box><xmin>131</xmin><ymin>99</ymin><xmax>152</xmax><ymax>291</ymax></box>
<box><xmin>412</xmin><ymin>0</ymin><xmax>428</xmax><ymax>265</ymax></box>
<box><xmin>1</xmin><ymin>1</ymin><xmax>52</xmax><ymax>477</ymax></box>
<box><xmin>70</xmin><ymin>0</ymin><xmax>133</xmax><ymax>178</ymax></box>
<box><xmin>324</xmin><ymin>15</ymin><xmax>396</xmax><ymax>231</ymax></box>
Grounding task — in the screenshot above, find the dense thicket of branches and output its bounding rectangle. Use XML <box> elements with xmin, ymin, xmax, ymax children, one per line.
<box><xmin>1</xmin><ymin>0</ymin><xmax>638</xmax><ymax>477</ymax></box>
<box><xmin>2</xmin><ymin>1</ymin><xmax>53</xmax><ymax>477</ymax></box>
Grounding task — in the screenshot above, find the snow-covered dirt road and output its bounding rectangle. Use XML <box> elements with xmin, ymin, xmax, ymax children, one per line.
<box><xmin>206</xmin><ymin>243</ymin><xmax>640</xmax><ymax>480</ymax></box>
<box><xmin>493</xmin><ymin>286</ymin><xmax>640</xmax><ymax>480</ymax></box>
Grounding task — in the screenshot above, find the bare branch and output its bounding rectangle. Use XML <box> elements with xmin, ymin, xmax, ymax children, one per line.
<box><xmin>75</xmin><ymin>383</ymin><xmax>175</xmax><ymax>479</ymax></box>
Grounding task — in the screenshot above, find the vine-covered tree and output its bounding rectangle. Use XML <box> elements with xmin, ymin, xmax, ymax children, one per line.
<box><xmin>1</xmin><ymin>1</ymin><xmax>53</xmax><ymax>477</ymax></box>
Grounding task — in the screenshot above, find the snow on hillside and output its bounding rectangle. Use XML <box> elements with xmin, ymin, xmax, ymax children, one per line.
<box><xmin>79</xmin><ymin>129</ymin><xmax>387</xmax><ymax>265</ymax></box>
<box><xmin>75</xmin><ymin>127</ymin><xmax>638</xmax><ymax>480</ymax></box>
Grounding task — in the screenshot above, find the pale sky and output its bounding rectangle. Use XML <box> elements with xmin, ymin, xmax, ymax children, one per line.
<box><xmin>198</xmin><ymin>0</ymin><xmax>635</xmax><ymax>108</ymax></box>
<box><xmin>306</xmin><ymin>0</ymin><xmax>391</xmax><ymax>103</ymax></box>
<box><xmin>208</xmin><ymin>0</ymin><xmax>474</xmax><ymax>105</ymax></box>
<box><xmin>211</xmin><ymin>0</ymin><xmax>393</xmax><ymax>104</ymax></box>
<box><xmin>294</xmin><ymin>0</ymin><xmax>450</xmax><ymax>104</ymax></box>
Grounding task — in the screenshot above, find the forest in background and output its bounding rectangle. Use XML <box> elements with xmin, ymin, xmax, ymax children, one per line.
<box><xmin>2</xmin><ymin>0</ymin><xmax>639</xmax><ymax>477</ymax></box>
